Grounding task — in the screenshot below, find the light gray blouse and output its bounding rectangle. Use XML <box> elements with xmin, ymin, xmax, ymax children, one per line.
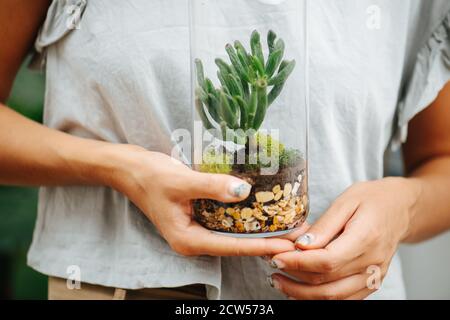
<box><xmin>28</xmin><ymin>0</ymin><xmax>450</xmax><ymax>299</ymax></box>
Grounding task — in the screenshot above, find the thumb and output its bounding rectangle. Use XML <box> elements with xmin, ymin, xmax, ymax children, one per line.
<box><xmin>185</xmin><ymin>171</ymin><xmax>252</xmax><ymax>203</ymax></box>
<box><xmin>295</xmin><ymin>199</ymin><xmax>359</xmax><ymax>250</ymax></box>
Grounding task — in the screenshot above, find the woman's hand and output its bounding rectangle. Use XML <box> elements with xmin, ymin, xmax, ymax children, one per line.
<box><xmin>106</xmin><ymin>145</ymin><xmax>296</xmax><ymax>257</ymax></box>
<box><xmin>267</xmin><ymin>177</ymin><xmax>421</xmax><ymax>300</ymax></box>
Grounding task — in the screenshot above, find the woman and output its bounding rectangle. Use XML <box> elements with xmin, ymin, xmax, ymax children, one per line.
<box><xmin>1</xmin><ymin>0</ymin><xmax>450</xmax><ymax>300</ymax></box>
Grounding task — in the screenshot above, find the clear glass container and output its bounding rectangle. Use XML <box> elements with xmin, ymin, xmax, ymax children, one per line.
<box><xmin>189</xmin><ymin>0</ymin><xmax>308</xmax><ymax>237</ymax></box>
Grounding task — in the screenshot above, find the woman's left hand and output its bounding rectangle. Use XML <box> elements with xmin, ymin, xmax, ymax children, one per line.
<box><xmin>268</xmin><ymin>177</ymin><xmax>421</xmax><ymax>300</ymax></box>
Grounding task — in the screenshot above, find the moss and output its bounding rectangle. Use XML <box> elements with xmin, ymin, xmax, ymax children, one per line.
<box><xmin>201</xmin><ymin>134</ymin><xmax>301</xmax><ymax>173</ymax></box>
<box><xmin>256</xmin><ymin>132</ymin><xmax>285</xmax><ymax>158</ymax></box>
<box><xmin>199</xmin><ymin>149</ymin><xmax>233</xmax><ymax>174</ymax></box>
<box><xmin>279</xmin><ymin>148</ymin><xmax>301</xmax><ymax>168</ymax></box>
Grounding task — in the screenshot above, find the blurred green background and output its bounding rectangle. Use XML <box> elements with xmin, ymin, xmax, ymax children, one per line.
<box><xmin>0</xmin><ymin>57</ymin><xmax>47</xmax><ymax>299</ymax></box>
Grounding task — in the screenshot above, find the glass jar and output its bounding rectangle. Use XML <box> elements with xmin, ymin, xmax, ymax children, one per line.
<box><xmin>189</xmin><ymin>0</ymin><xmax>308</xmax><ymax>237</ymax></box>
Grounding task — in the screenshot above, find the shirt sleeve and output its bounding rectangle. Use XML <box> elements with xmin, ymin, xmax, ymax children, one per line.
<box><xmin>30</xmin><ymin>0</ymin><xmax>88</xmax><ymax>70</ymax></box>
<box><xmin>392</xmin><ymin>5</ymin><xmax>450</xmax><ymax>149</ymax></box>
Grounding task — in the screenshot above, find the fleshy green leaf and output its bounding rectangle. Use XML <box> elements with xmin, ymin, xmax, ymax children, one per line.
<box><xmin>195</xmin><ymin>59</ymin><xmax>205</xmax><ymax>86</ymax></box>
<box><xmin>247</xmin><ymin>85</ymin><xmax>258</xmax><ymax>127</ymax></box>
<box><xmin>235</xmin><ymin>96</ymin><xmax>249</xmax><ymax>129</ymax></box>
<box><xmin>219</xmin><ymin>90</ymin><xmax>238</xmax><ymax>129</ymax></box>
<box><xmin>226</xmin><ymin>44</ymin><xmax>249</xmax><ymax>83</ymax></box>
<box><xmin>195</xmin><ymin>96</ymin><xmax>213</xmax><ymax>130</ymax></box>
<box><xmin>268</xmin><ymin>59</ymin><xmax>296</xmax><ymax>86</ymax></box>
<box><xmin>250</xmin><ymin>30</ymin><xmax>265</xmax><ymax>66</ymax></box>
<box><xmin>265</xmin><ymin>49</ymin><xmax>283</xmax><ymax>78</ymax></box>
<box><xmin>252</xmin><ymin>85</ymin><xmax>268</xmax><ymax>130</ymax></box>
<box><xmin>250</xmin><ymin>55</ymin><xmax>265</xmax><ymax>77</ymax></box>
<box><xmin>267</xmin><ymin>30</ymin><xmax>277</xmax><ymax>53</ymax></box>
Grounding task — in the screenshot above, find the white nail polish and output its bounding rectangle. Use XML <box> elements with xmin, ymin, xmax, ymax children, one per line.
<box><xmin>296</xmin><ymin>233</ymin><xmax>314</xmax><ymax>246</ymax></box>
<box><xmin>229</xmin><ymin>182</ymin><xmax>251</xmax><ymax>198</ymax></box>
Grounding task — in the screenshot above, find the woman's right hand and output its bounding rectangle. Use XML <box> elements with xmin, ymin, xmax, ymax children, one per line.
<box><xmin>105</xmin><ymin>144</ymin><xmax>296</xmax><ymax>257</ymax></box>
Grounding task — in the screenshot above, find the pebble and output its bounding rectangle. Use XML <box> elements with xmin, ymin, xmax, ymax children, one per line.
<box><xmin>255</xmin><ymin>191</ymin><xmax>275</xmax><ymax>203</ymax></box>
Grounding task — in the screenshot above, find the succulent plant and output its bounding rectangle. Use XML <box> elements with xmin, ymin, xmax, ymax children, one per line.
<box><xmin>195</xmin><ymin>30</ymin><xmax>296</xmax><ymax>143</ymax></box>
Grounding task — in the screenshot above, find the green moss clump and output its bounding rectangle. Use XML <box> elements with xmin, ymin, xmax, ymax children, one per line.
<box><xmin>256</xmin><ymin>132</ymin><xmax>285</xmax><ymax>158</ymax></box>
<box><xmin>199</xmin><ymin>149</ymin><xmax>233</xmax><ymax>174</ymax></box>
<box><xmin>279</xmin><ymin>148</ymin><xmax>301</xmax><ymax>168</ymax></box>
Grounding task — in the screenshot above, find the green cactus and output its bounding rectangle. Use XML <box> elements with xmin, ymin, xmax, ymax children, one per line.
<box><xmin>195</xmin><ymin>30</ymin><xmax>296</xmax><ymax>142</ymax></box>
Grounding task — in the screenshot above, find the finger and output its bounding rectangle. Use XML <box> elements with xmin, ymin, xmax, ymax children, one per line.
<box><xmin>282</xmin><ymin>259</ymin><xmax>367</xmax><ymax>285</ymax></box>
<box><xmin>273</xmin><ymin>254</ymin><xmax>370</xmax><ymax>285</ymax></box>
<box><xmin>270</xmin><ymin>249</ymin><xmax>347</xmax><ymax>273</ymax></box>
<box><xmin>278</xmin><ymin>221</ymin><xmax>311</xmax><ymax>242</ymax></box>
<box><xmin>261</xmin><ymin>223</ymin><xmax>311</xmax><ymax>262</ymax></box>
<box><xmin>345</xmin><ymin>288</ymin><xmax>377</xmax><ymax>300</ymax></box>
<box><xmin>272</xmin><ymin>228</ymin><xmax>368</xmax><ymax>273</ymax></box>
<box><xmin>270</xmin><ymin>273</ymin><xmax>369</xmax><ymax>300</ymax></box>
<box><xmin>170</xmin><ymin>222</ymin><xmax>296</xmax><ymax>257</ymax></box>
<box><xmin>322</xmin><ymin>224</ymin><xmax>368</xmax><ymax>262</ymax></box>
<box><xmin>294</xmin><ymin>197</ymin><xmax>360</xmax><ymax>250</ymax></box>
<box><xmin>182</xmin><ymin>171</ymin><xmax>252</xmax><ymax>202</ymax></box>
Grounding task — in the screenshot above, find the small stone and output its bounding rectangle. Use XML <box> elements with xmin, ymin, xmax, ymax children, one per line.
<box><xmin>283</xmin><ymin>183</ymin><xmax>292</xmax><ymax>198</ymax></box>
<box><xmin>274</xmin><ymin>215</ymin><xmax>284</xmax><ymax>225</ymax></box>
<box><xmin>284</xmin><ymin>212</ymin><xmax>296</xmax><ymax>224</ymax></box>
<box><xmin>298</xmin><ymin>174</ymin><xmax>303</xmax><ymax>183</ymax></box>
<box><xmin>235</xmin><ymin>221</ymin><xmax>245</xmax><ymax>232</ymax></box>
<box><xmin>231</xmin><ymin>211</ymin><xmax>241</xmax><ymax>220</ymax></box>
<box><xmin>277</xmin><ymin>209</ymin><xmax>288</xmax><ymax>216</ymax></box>
<box><xmin>278</xmin><ymin>200</ymin><xmax>288</xmax><ymax>208</ymax></box>
<box><xmin>221</xmin><ymin>218</ymin><xmax>233</xmax><ymax>228</ymax></box>
<box><xmin>201</xmin><ymin>210</ymin><xmax>211</xmax><ymax>217</ymax></box>
<box><xmin>241</xmin><ymin>208</ymin><xmax>254</xmax><ymax>220</ymax></box>
<box><xmin>226</xmin><ymin>207</ymin><xmax>235</xmax><ymax>215</ymax></box>
<box><xmin>218</xmin><ymin>207</ymin><xmax>225</xmax><ymax>215</ymax></box>
<box><xmin>274</xmin><ymin>190</ymin><xmax>283</xmax><ymax>201</ymax></box>
<box><xmin>255</xmin><ymin>191</ymin><xmax>275</xmax><ymax>203</ymax></box>
<box><xmin>272</xmin><ymin>184</ymin><xmax>281</xmax><ymax>194</ymax></box>
<box><xmin>289</xmin><ymin>198</ymin><xmax>295</xmax><ymax>208</ymax></box>
<box><xmin>254</xmin><ymin>209</ymin><xmax>268</xmax><ymax>221</ymax></box>
<box><xmin>244</xmin><ymin>220</ymin><xmax>261</xmax><ymax>232</ymax></box>
<box><xmin>263</xmin><ymin>206</ymin><xmax>277</xmax><ymax>216</ymax></box>
<box><xmin>292</xmin><ymin>182</ymin><xmax>300</xmax><ymax>196</ymax></box>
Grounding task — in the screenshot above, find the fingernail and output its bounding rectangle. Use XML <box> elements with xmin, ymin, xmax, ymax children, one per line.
<box><xmin>270</xmin><ymin>259</ymin><xmax>285</xmax><ymax>269</ymax></box>
<box><xmin>229</xmin><ymin>181</ymin><xmax>251</xmax><ymax>198</ymax></box>
<box><xmin>295</xmin><ymin>233</ymin><xmax>314</xmax><ymax>246</ymax></box>
<box><xmin>267</xmin><ymin>275</ymin><xmax>274</xmax><ymax>288</ymax></box>
<box><xmin>267</xmin><ymin>275</ymin><xmax>281</xmax><ymax>290</ymax></box>
<box><xmin>288</xmin><ymin>297</ymin><xmax>296</xmax><ymax>300</ymax></box>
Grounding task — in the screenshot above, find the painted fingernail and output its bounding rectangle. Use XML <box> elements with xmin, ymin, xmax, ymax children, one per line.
<box><xmin>229</xmin><ymin>181</ymin><xmax>251</xmax><ymax>198</ymax></box>
<box><xmin>267</xmin><ymin>275</ymin><xmax>281</xmax><ymax>290</ymax></box>
<box><xmin>270</xmin><ymin>259</ymin><xmax>285</xmax><ymax>269</ymax></box>
<box><xmin>267</xmin><ymin>275</ymin><xmax>274</xmax><ymax>288</ymax></box>
<box><xmin>295</xmin><ymin>233</ymin><xmax>314</xmax><ymax>246</ymax></box>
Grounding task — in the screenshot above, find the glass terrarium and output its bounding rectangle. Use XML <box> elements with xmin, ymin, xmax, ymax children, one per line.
<box><xmin>190</xmin><ymin>0</ymin><xmax>308</xmax><ymax>237</ymax></box>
